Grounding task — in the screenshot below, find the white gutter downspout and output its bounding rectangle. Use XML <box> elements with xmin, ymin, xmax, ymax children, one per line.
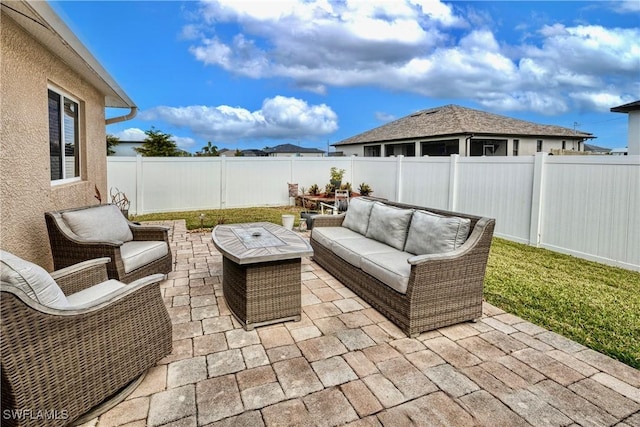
<box><xmin>106</xmin><ymin>106</ymin><xmax>138</xmax><ymax>125</ymax></box>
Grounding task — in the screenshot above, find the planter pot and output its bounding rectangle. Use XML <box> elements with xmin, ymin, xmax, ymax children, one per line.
<box><xmin>330</xmin><ymin>180</ymin><xmax>342</xmax><ymax>190</ymax></box>
<box><xmin>282</xmin><ymin>214</ymin><xmax>295</xmax><ymax>230</ymax></box>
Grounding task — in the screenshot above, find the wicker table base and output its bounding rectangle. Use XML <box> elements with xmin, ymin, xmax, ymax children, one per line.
<box><xmin>213</xmin><ymin>222</ymin><xmax>313</xmax><ymax>331</ymax></box>
<box><xmin>222</xmin><ymin>257</ymin><xmax>302</xmax><ymax>329</ymax></box>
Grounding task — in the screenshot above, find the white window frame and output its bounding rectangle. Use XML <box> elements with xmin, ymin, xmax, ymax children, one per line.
<box><xmin>48</xmin><ymin>85</ymin><xmax>81</xmax><ymax>185</ymax></box>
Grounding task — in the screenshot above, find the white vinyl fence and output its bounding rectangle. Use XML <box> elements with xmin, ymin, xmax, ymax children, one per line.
<box><xmin>108</xmin><ymin>154</ymin><xmax>640</xmax><ymax>271</ymax></box>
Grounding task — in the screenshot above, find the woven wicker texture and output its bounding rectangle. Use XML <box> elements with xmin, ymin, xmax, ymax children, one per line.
<box><xmin>45</xmin><ymin>205</ymin><xmax>173</xmax><ymax>284</ymax></box>
<box><xmin>311</xmin><ymin>199</ymin><xmax>495</xmax><ymax>337</ymax></box>
<box><xmin>222</xmin><ymin>257</ymin><xmax>302</xmax><ymax>329</ymax></box>
<box><xmin>1</xmin><ymin>265</ymin><xmax>172</xmax><ymax>427</ymax></box>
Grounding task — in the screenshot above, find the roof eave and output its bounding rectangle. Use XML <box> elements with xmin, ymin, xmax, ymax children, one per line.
<box><xmin>8</xmin><ymin>1</ymin><xmax>135</xmax><ymax>109</ymax></box>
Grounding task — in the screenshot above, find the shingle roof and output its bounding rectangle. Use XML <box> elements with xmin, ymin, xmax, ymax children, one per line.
<box><xmin>334</xmin><ymin>104</ymin><xmax>593</xmax><ymax>146</ymax></box>
<box><xmin>264</xmin><ymin>143</ymin><xmax>325</xmax><ymax>154</ymax></box>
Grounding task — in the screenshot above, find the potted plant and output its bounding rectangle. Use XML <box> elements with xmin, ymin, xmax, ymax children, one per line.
<box><xmin>300</xmin><ymin>185</ymin><xmax>321</xmax><ymax>230</ymax></box>
<box><xmin>330</xmin><ymin>167</ymin><xmax>345</xmax><ymax>189</ymax></box>
<box><xmin>358</xmin><ymin>182</ymin><xmax>373</xmax><ymax>197</ymax></box>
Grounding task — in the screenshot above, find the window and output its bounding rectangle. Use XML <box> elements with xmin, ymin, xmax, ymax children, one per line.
<box><xmin>536</xmin><ymin>140</ymin><xmax>543</xmax><ymax>152</ymax></box>
<box><xmin>385</xmin><ymin>143</ymin><xmax>415</xmax><ymax>157</ymax></box>
<box><xmin>48</xmin><ymin>88</ymin><xmax>79</xmax><ymax>181</ymax></box>
<box><xmin>421</xmin><ymin>139</ymin><xmax>459</xmax><ymax>156</ymax></box>
<box><xmin>364</xmin><ymin>145</ymin><xmax>381</xmax><ymax>157</ymax></box>
<box><xmin>562</xmin><ymin>140</ymin><xmax>566</xmax><ymax>150</ymax></box>
<box><xmin>513</xmin><ymin>139</ymin><xmax>519</xmax><ymax>156</ymax></box>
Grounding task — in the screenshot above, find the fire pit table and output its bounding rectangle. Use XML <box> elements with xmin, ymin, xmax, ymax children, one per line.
<box><xmin>212</xmin><ymin>222</ymin><xmax>313</xmax><ymax>330</ymax></box>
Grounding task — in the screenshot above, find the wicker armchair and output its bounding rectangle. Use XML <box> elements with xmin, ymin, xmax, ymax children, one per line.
<box><xmin>0</xmin><ymin>251</ymin><xmax>172</xmax><ymax>427</ymax></box>
<box><xmin>45</xmin><ymin>204</ymin><xmax>172</xmax><ymax>283</ymax></box>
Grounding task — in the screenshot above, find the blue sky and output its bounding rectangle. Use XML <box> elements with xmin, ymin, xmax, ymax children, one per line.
<box><xmin>50</xmin><ymin>0</ymin><xmax>639</xmax><ymax>153</ymax></box>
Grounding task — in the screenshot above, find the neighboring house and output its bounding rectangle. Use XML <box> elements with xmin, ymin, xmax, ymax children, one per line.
<box><xmin>333</xmin><ymin>104</ymin><xmax>594</xmax><ymax>157</ymax></box>
<box><xmin>610</xmin><ymin>100</ymin><xmax>640</xmax><ymax>156</ymax></box>
<box><xmin>1</xmin><ymin>1</ymin><xmax>136</xmax><ymax>269</ymax></box>
<box><xmin>583</xmin><ymin>143</ymin><xmax>612</xmax><ymax>155</ymax></box>
<box><xmin>263</xmin><ymin>143</ymin><xmax>326</xmax><ymax>157</ymax></box>
<box><xmin>219</xmin><ymin>148</ymin><xmax>268</xmax><ymax>157</ymax></box>
<box><xmin>111</xmin><ymin>140</ymin><xmax>144</xmax><ymax>156</ymax></box>
<box><xmin>111</xmin><ymin>140</ymin><xmax>192</xmax><ymax>157</ymax></box>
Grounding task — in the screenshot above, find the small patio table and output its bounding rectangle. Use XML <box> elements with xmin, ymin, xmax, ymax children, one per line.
<box><xmin>212</xmin><ymin>222</ymin><xmax>313</xmax><ymax>330</ymax></box>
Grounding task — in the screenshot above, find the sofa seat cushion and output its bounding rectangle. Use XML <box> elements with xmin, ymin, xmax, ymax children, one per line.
<box><xmin>361</xmin><ymin>251</ymin><xmax>412</xmax><ymax>294</ymax></box>
<box><xmin>404</xmin><ymin>210</ymin><xmax>471</xmax><ymax>255</ymax></box>
<box><xmin>0</xmin><ymin>250</ymin><xmax>69</xmax><ymax>308</ymax></box>
<box><xmin>342</xmin><ymin>198</ymin><xmax>376</xmax><ymax>235</ymax></box>
<box><xmin>332</xmin><ymin>236</ymin><xmax>396</xmax><ymax>269</ymax></box>
<box><xmin>66</xmin><ymin>279</ymin><xmax>125</xmax><ymax>307</ymax></box>
<box><xmin>120</xmin><ymin>241</ymin><xmax>169</xmax><ymax>274</ymax></box>
<box><xmin>62</xmin><ymin>204</ymin><xmax>133</xmax><ymax>243</ymax></box>
<box><xmin>365</xmin><ymin>202</ymin><xmax>414</xmax><ymax>251</ymax></box>
<box><xmin>311</xmin><ymin>226</ymin><xmax>362</xmax><ymax>250</ymax></box>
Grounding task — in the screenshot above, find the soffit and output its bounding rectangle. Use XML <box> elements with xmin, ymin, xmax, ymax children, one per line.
<box><xmin>2</xmin><ymin>1</ymin><xmax>135</xmax><ymax>109</ymax></box>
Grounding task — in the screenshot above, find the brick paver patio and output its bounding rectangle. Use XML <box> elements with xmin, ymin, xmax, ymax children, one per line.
<box><xmin>82</xmin><ymin>221</ymin><xmax>640</xmax><ymax>427</ymax></box>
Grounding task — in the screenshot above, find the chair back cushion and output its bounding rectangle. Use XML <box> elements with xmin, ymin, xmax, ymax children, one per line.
<box><xmin>365</xmin><ymin>202</ymin><xmax>414</xmax><ymax>251</ymax></box>
<box><xmin>404</xmin><ymin>210</ymin><xmax>471</xmax><ymax>255</ymax></box>
<box><xmin>62</xmin><ymin>204</ymin><xmax>133</xmax><ymax>243</ymax></box>
<box><xmin>342</xmin><ymin>197</ymin><xmax>375</xmax><ymax>235</ymax></box>
<box><xmin>0</xmin><ymin>250</ymin><xmax>69</xmax><ymax>308</ymax></box>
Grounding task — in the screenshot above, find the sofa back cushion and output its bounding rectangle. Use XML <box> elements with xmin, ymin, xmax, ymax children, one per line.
<box><xmin>404</xmin><ymin>210</ymin><xmax>471</xmax><ymax>255</ymax></box>
<box><xmin>342</xmin><ymin>197</ymin><xmax>376</xmax><ymax>235</ymax></box>
<box><xmin>62</xmin><ymin>204</ymin><xmax>133</xmax><ymax>243</ymax></box>
<box><xmin>365</xmin><ymin>202</ymin><xmax>414</xmax><ymax>251</ymax></box>
<box><xmin>0</xmin><ymin>250</ymin><xmax>69</xmax><ymax>308</ymax></box>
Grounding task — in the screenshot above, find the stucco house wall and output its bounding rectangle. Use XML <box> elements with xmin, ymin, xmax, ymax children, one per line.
<box><xmin>1</xmin><ymin>14</ymin><xmax>107</xmax><ymax>270</ymax></box>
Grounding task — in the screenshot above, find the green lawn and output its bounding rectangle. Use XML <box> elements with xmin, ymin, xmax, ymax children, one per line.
<box><xmin>135</xmin><ymin>207</ymin><xmax>640</xmax><ymax>369</ymax></box>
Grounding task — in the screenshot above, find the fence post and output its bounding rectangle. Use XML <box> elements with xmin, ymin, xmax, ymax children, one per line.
<box><xmin>220</xmin><ymin>156</ymin><xmax>227</xmax><ymax>209</ymax></box>
<box><xmin>529</xmin><ymin>152</ymin><xmax>547</xmax><ymax>246</ymax></box>
<box><xmin>396</xmin><ymin>155</ymin><xmax>404</xmax><ymax>202</ymax></box>
<box><xmin>448</xmin><ymin>154</ymin><xmax>459</xmax><ymax>211</ymax></box>
<box><xmin>135</xmin><ymin>155</ymin><xmax>143</xmax><ymax>215</ymax></box>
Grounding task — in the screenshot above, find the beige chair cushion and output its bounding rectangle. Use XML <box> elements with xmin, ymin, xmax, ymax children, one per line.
<box><xmin>311</xmin><ymin>226</ymin><xmax>362</xmax><ymax>250</ymax></box>
<box><xmin>62</xmin><ymin>204</ymin><xmax>133</xmax><ymax>243</ymax></box>
<box><xmin>365</xmin><ymin>203</ymin><xmax>414</xmax><ymax>251</ymax></box>
<box><xmin>331</xmin><ymin>236</ymin><xmax>395</xmax><ymax>269</ymax></box>
<box><xmin>66</xmin><ymin>279</ymin><xmax>125</xmax><ymax>307</ymax></box>
<box><xmin>342</xmin><ymin>198</ymin><xmax>375</xmax><ymax>235</ymax></box>
<box><xmin>120</xmin><ymin>241</ymin><xmax>169</xmax><ymax>274</ymax></box>
<box><xmin>361</xmin><ymin>251</ymin><xmax>412</xmax><ymax>294</ymax></box>
<box><xmin>0</xmin><ymin>250</ymin><xmax>69</xmax><ymax>308</ymax></box>
<box><xmin>404</xmin><ymin>210</ymin><xmax>471</xmax><ymax>255</ymax></box>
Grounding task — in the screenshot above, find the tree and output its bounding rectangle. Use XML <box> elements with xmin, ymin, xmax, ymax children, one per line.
<box><xmin>106</xmin><ymin>134</ymin><xmax>119</xmax><ymax>156</ymax></box>
<box><xmin>134</xmin><ymin>127</ymin><xmax>181</xmax><ymax>157</ymax></box>
<box><xmin>200</xmin><ymin>141</ymin><xmax>219</xmax><ymax>156</ymax></box>
<box><xmin>234</xmin><ymin>149</ymin><xmax>244</xmax><ymax>156</ymax></box>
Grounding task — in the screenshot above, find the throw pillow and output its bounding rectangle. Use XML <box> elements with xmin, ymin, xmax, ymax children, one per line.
<box><xmin>342</xmin><ymin>198</ymin><xmax>375</xmax><ymax>235</ymax></box>
<box><xmin>404</xmin><ymin>210</ymin><xmax>471</xmax><ymax>255</ymax></box>
<box><xmin>0</xmin><ymin>250</ymin><xmax>69</xmax><ymax>308</ymax></box>
<box><xmin>365</xmin><ymin>202</ymin><xmax>414</xmax><ymax>250</ymax></box>
<box><xmin>62</xmin><ymin>204</ymin><xmax>133</xmax><ymax>243</ymax></box>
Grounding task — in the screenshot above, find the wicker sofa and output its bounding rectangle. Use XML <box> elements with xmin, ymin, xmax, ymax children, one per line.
<box><xmin>310</xmin><ymin>197</ymin><xmax>495</xmax><ymax>337</ymax></box>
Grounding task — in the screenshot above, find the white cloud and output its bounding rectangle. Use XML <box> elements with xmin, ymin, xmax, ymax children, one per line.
<box><xmin>139</xmin><ymin>96</ymin><xmax>338</xmax><ymax>143</ymax></box>
<box><xmin>113</xmin><ymin>128</ymin><xmax>146</xmax><ymax>141</ymax></box>
<box><xmin>375</xmin><ymin>111</ymin><xmax>396</xmax><ymax>122</ymax></box>
<box><xmin>185</xmin><ymin>0</ymin><xmax>639</xmax><ymax>115</ymax></box>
